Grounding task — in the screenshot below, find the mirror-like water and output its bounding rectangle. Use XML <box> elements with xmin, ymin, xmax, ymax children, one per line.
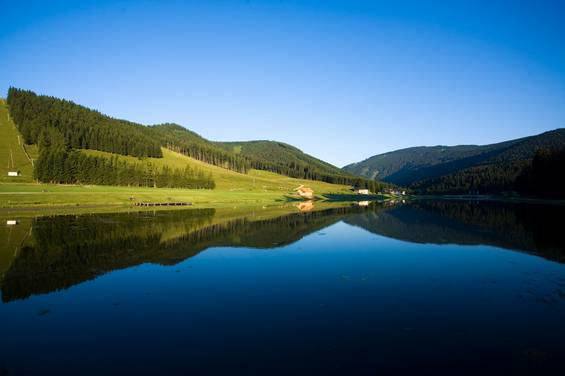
<box><xmin>1</xmin><ymin>200</ymin><xmax>564</xmax><ymax>375</ymax></box>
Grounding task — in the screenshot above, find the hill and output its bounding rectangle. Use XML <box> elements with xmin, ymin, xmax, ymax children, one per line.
<box><xmin>82</xmin><ymin>147</ymin><xmax>351</xmax><ymax>193</ymax></box>
<box><xmin>5</xmin><ymin>88</ymin><xmax>381</xmax><ymax>190</ymax></box>
<box><xmin>216</xmin><ymin>140</ymin><xmax>356</xmax><ymax>184</ymax></box>
<box><xmin>343</xmin><ymin>129</ymin><xmax>565</xmax><ymax>194</ymax></box>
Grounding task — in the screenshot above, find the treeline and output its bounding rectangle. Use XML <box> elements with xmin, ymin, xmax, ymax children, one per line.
<box><xmin>218</xmin><ymin>140</ymin><xmax>361</xmax><ymax>185</ymax></box>
<box><xmin>151</xmin><ymin>124</ymin><xmax>250</xmax><ymax>173</ymax></box>
<box><xmin>411</xmin><ymin>147</ymin><xmax>565</xmax><ymax>198</ymax></box>
<box><xmin>516</xmin><ymin>148</ymin><xmax>565</xmax><ymax>198</ymax></box>
<box><xmin>411</xmin><ymin>162</ymin><xmax>526</xmax><ymax>195</ymax></box>
<box><xmin>34</xmin><ymin>148</ymin><xmax>215</xmax><ymax>189</ymax></box>
<box><xmin>250</xmin><ymin>158</ymin><xmax>385</xmax><ymax>191</ymax></box>
<box><xmin>7</xmin><ymin>88</ymin><xmax>162</xmax><ymax>158</ymax></box>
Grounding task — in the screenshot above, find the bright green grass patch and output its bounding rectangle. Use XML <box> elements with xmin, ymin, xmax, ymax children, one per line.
<box><xmin>0</xmin><ymin>182</ymin><xmax>352</xmax><ymax>209</ymax></box>
<box><xmin>0</xmin><ymin>99</ymin><xmax>35</xmax><ymax>183</ymax></box>
<box><xmin>82</xmin><ymin>147</ymin><xmax>352</xmax><ymax>193</ymax></box>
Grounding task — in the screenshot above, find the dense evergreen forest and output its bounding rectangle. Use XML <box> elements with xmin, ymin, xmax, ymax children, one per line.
<box><xmin>344</xmin><ymin>128</ymin><xmax>565</xmax><ymax>195</ymax></box>
<box><xmin>150</xmin><ymin>124</ymin><xmax>250</xmax><ymax>173</ymax></box>
<box><xmin>6</xmin><ymin>88</ymin><xmax>385</xmax><ymax>190</ymax></box>
<box><xmin>217</xmin><ymin>140</ymin><xmax>387</xmax><ymax>190</ymax></box>
<box><xmin>7</xmin><ymin>88</ymin><xmax>162</xmax><ymax>158</ymax></box>
<box><xmin>7</xmin><ymin>88</ymin><xmax>214</xmax><ymax>188</ymax></box>
<box><xmin>515</xmin><ymin>147</ymin><xmax>565</xmax><ymax>198</ymax></box>
<box><xmin>34</xmin><ymin>148</ymin><xmax>214</xmax><ymax>188</ymax></box>
<box><xmin>410</xmin><ymin>147</ymin><xmax>565</xmax><ymax>196</ymax></box>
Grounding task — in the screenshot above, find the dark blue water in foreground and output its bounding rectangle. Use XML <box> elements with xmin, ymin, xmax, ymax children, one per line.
<box><xmin>0</xmin><ymin>201</ymin><xmax>564</xmax><ymax>375</ymax></box>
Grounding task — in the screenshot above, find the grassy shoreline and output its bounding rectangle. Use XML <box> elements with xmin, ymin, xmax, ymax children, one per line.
<box><xmin>0</xmin><ymin>182</ymin><xmax>380</xmax><ymax>214</ymax></box>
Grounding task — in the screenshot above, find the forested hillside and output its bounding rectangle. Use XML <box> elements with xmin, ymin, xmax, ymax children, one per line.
<box><xmin>216</xmin><ymin>140</ymin><xmax>382</xmax><ymax>189</ymax></box>
<box><xmin>515</xmin><ymin>147</ymin><xmax>565</xmax><ymax>198</ymax></box>
<box><xmin>6</xmin><ymin>88</ymin><xmax>214</xmax><ymax>188</ymax></box>
<box><xmin>150</xmin><ymin>123</ymin><xmax>249</xmax><ymax>173</ymax></box>
<box><xmin>343</xmin><ymin>129</ymin><xmax>565</xmax><ymax>194</ymax></box>
<box><xmin>5</xmin><ymin>88</ymin><xmax>383</xmax><ymax>191</ymax></box>
<box><xmin>7</xmin><ymin>88</ymin><xmax>162</xmax><ymax>158</ymax></box>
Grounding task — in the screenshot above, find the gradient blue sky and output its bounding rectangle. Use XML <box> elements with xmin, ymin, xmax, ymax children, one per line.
<box><xmin>1</xmin><ymin>0</ymin><xmax>564</xmax><ymax>166</ymax></box>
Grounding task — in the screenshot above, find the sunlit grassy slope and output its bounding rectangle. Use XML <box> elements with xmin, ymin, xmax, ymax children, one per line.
<box><xmin>0</xmin><ymin>99</ymin><xmax>38</xmax><ymax>183</ymax></box>
<box><xmin>82</xmin><ymin>148</ymin><xmax>350</xmax><ymax>193</ymax></box>
<box><xmin>0</xmin><ymin>148</ymin><xmax>351</xmax><ymax>208</ymax></box>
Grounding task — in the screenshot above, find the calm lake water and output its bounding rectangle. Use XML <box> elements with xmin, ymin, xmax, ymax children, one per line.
<box><xmin>1</xmin><ymin>200</ymin><xmax>564</xmax><ymax>375</ymax></box>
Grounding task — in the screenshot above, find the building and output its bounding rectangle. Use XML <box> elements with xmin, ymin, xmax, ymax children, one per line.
<box><xmin>6</xmin><ymin>220</ymin><xmax>18</xmax><ymax>226</ymax></box>
<box><xmin>354</xmin><ymin>188</ymin><xmax>370</xmax><ymax>195</ymax></box>
<box><xmin>8</xmin><ymin>171</ymin><xmax>20</xmax><ymax>177</ymax></box>
<box><xmin>295</xmin><ymin>185</ymin><xmax>314</xmax><ymax>199</ymax></box>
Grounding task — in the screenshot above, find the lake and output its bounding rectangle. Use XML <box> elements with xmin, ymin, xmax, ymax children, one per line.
<box><xmin>1</xmin><ymin>200</ymin><xmax>564</xmax><ymax>375</ymax></box>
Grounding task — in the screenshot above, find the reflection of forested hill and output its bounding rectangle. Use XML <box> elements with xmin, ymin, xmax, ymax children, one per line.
<box><xmin>345</xmin><ymin>201</ymin><xmax>565</xmax><ymax>263</ymax></box>
<box><xmin>0</xmin><ymin>206</ymin><xmax>360</xmax><ymax>302</ymax></box>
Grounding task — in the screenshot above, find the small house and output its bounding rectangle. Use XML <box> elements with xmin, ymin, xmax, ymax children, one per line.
<box><xmin>8</xmin><ymin>171</ymin><xmax>20</xmax><ymax>177</ymax></box>
<box><xmin>295</xmin><ymin>185</ymin><xmax>314</xmax><ymax>199</ymax></box>
<box><xmin>354</xmin><ymin>188</ymin><xmax>370</xmax><ymax>195</ymax></box>
<box><xmin>357</xmin><ymin>201</ymin><xmax>369</xmax><ymax>207</ymax></box>
<box><xmin>6</xmin><ymin>220</ymin><xmax>18</xmax><ymax>226</ymax></box>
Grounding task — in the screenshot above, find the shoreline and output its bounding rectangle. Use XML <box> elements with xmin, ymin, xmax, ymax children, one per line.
<box><xmin>412</xmin><ymin>194</ymin><xmax>565</xmax><ymax>206</ymax></box>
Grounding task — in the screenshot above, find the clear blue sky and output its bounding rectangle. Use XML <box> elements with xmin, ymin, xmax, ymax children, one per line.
<box><xmin>1</xmin><ymin>0</ymin><xmax>564</xmax><ymax>166</ymax></box>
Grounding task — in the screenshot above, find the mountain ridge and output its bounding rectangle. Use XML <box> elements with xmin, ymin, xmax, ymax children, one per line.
<box><xmin>343</xmin><ymin>128</ymin><xmax>565</xmax><ymax>193</ymax></box>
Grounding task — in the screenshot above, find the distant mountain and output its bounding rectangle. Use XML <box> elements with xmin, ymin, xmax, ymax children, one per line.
<box><xmin>343</xmin><ymin>129</ymin><xmax>565</xmax><ymax>194</ymax></box>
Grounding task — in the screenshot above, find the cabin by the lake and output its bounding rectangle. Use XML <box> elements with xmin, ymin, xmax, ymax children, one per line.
<box><xmin>354</xmin><ymin>188</ymin><xmax>370</xmax><ymax>194</ymax></box>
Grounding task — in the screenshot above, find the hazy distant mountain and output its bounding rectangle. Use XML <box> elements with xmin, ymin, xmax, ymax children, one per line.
<box><xmin>343</xmin><ymin>129</ymin><xmax>565</xmax><ymax>194</ymax></box>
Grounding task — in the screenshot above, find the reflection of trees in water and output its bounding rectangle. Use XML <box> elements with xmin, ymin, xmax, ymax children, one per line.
<box><xmin>0</xmin><ymin>206</ymin><xmax>362</xmax><ymax>302</ymax></box>
<box><xmin>345</xmin><ymin>200</ymin><xmax>565</xmax><ymax>263</ymax></box>
<box><xmin>6</xmin><ymin>200</ymin><xmax>560</xmax><ymax>303</ymax></box>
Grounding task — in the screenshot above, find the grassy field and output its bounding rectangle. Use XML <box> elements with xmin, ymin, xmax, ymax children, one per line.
<box><xmin>0</xmin><ymin>99</ymin><xmax>38</xmax><ymax>183</ymax></box>
<box><xmin>0</xmin><ymin>150</ymin><xmax>354</xmax><ymax>209</ymax></box>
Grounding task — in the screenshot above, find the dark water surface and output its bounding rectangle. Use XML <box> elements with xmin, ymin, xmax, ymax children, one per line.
<box><xmin>1</xmin><ymin>200</ymin><xmax>564</xmax><ymax>375</ymax></box>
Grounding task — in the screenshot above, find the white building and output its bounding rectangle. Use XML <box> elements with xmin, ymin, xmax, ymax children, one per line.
<box><xmin>354</xmin><ymin>189</ymin><xmax>370</xmax><ymax>195</ymax></box>
<box><xmin>8</xmin><ymin>171</ymin><xmax>20</xmax><ymax>177</ymax></box>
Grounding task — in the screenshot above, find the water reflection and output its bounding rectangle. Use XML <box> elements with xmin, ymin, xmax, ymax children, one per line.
<box><xmin>0</xmin><ymin>206</ymin><xmax>357</xmax><ymax>302</ymax></box>
<box><xmin>345</xmin><ymin>200</ymin><xmax>565</xmax><ymax>262</ymax></box>
<box><xmin>1</xmin><ymin>200</ymin><xmax>564</xmax><ymax>303</ymax></box>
